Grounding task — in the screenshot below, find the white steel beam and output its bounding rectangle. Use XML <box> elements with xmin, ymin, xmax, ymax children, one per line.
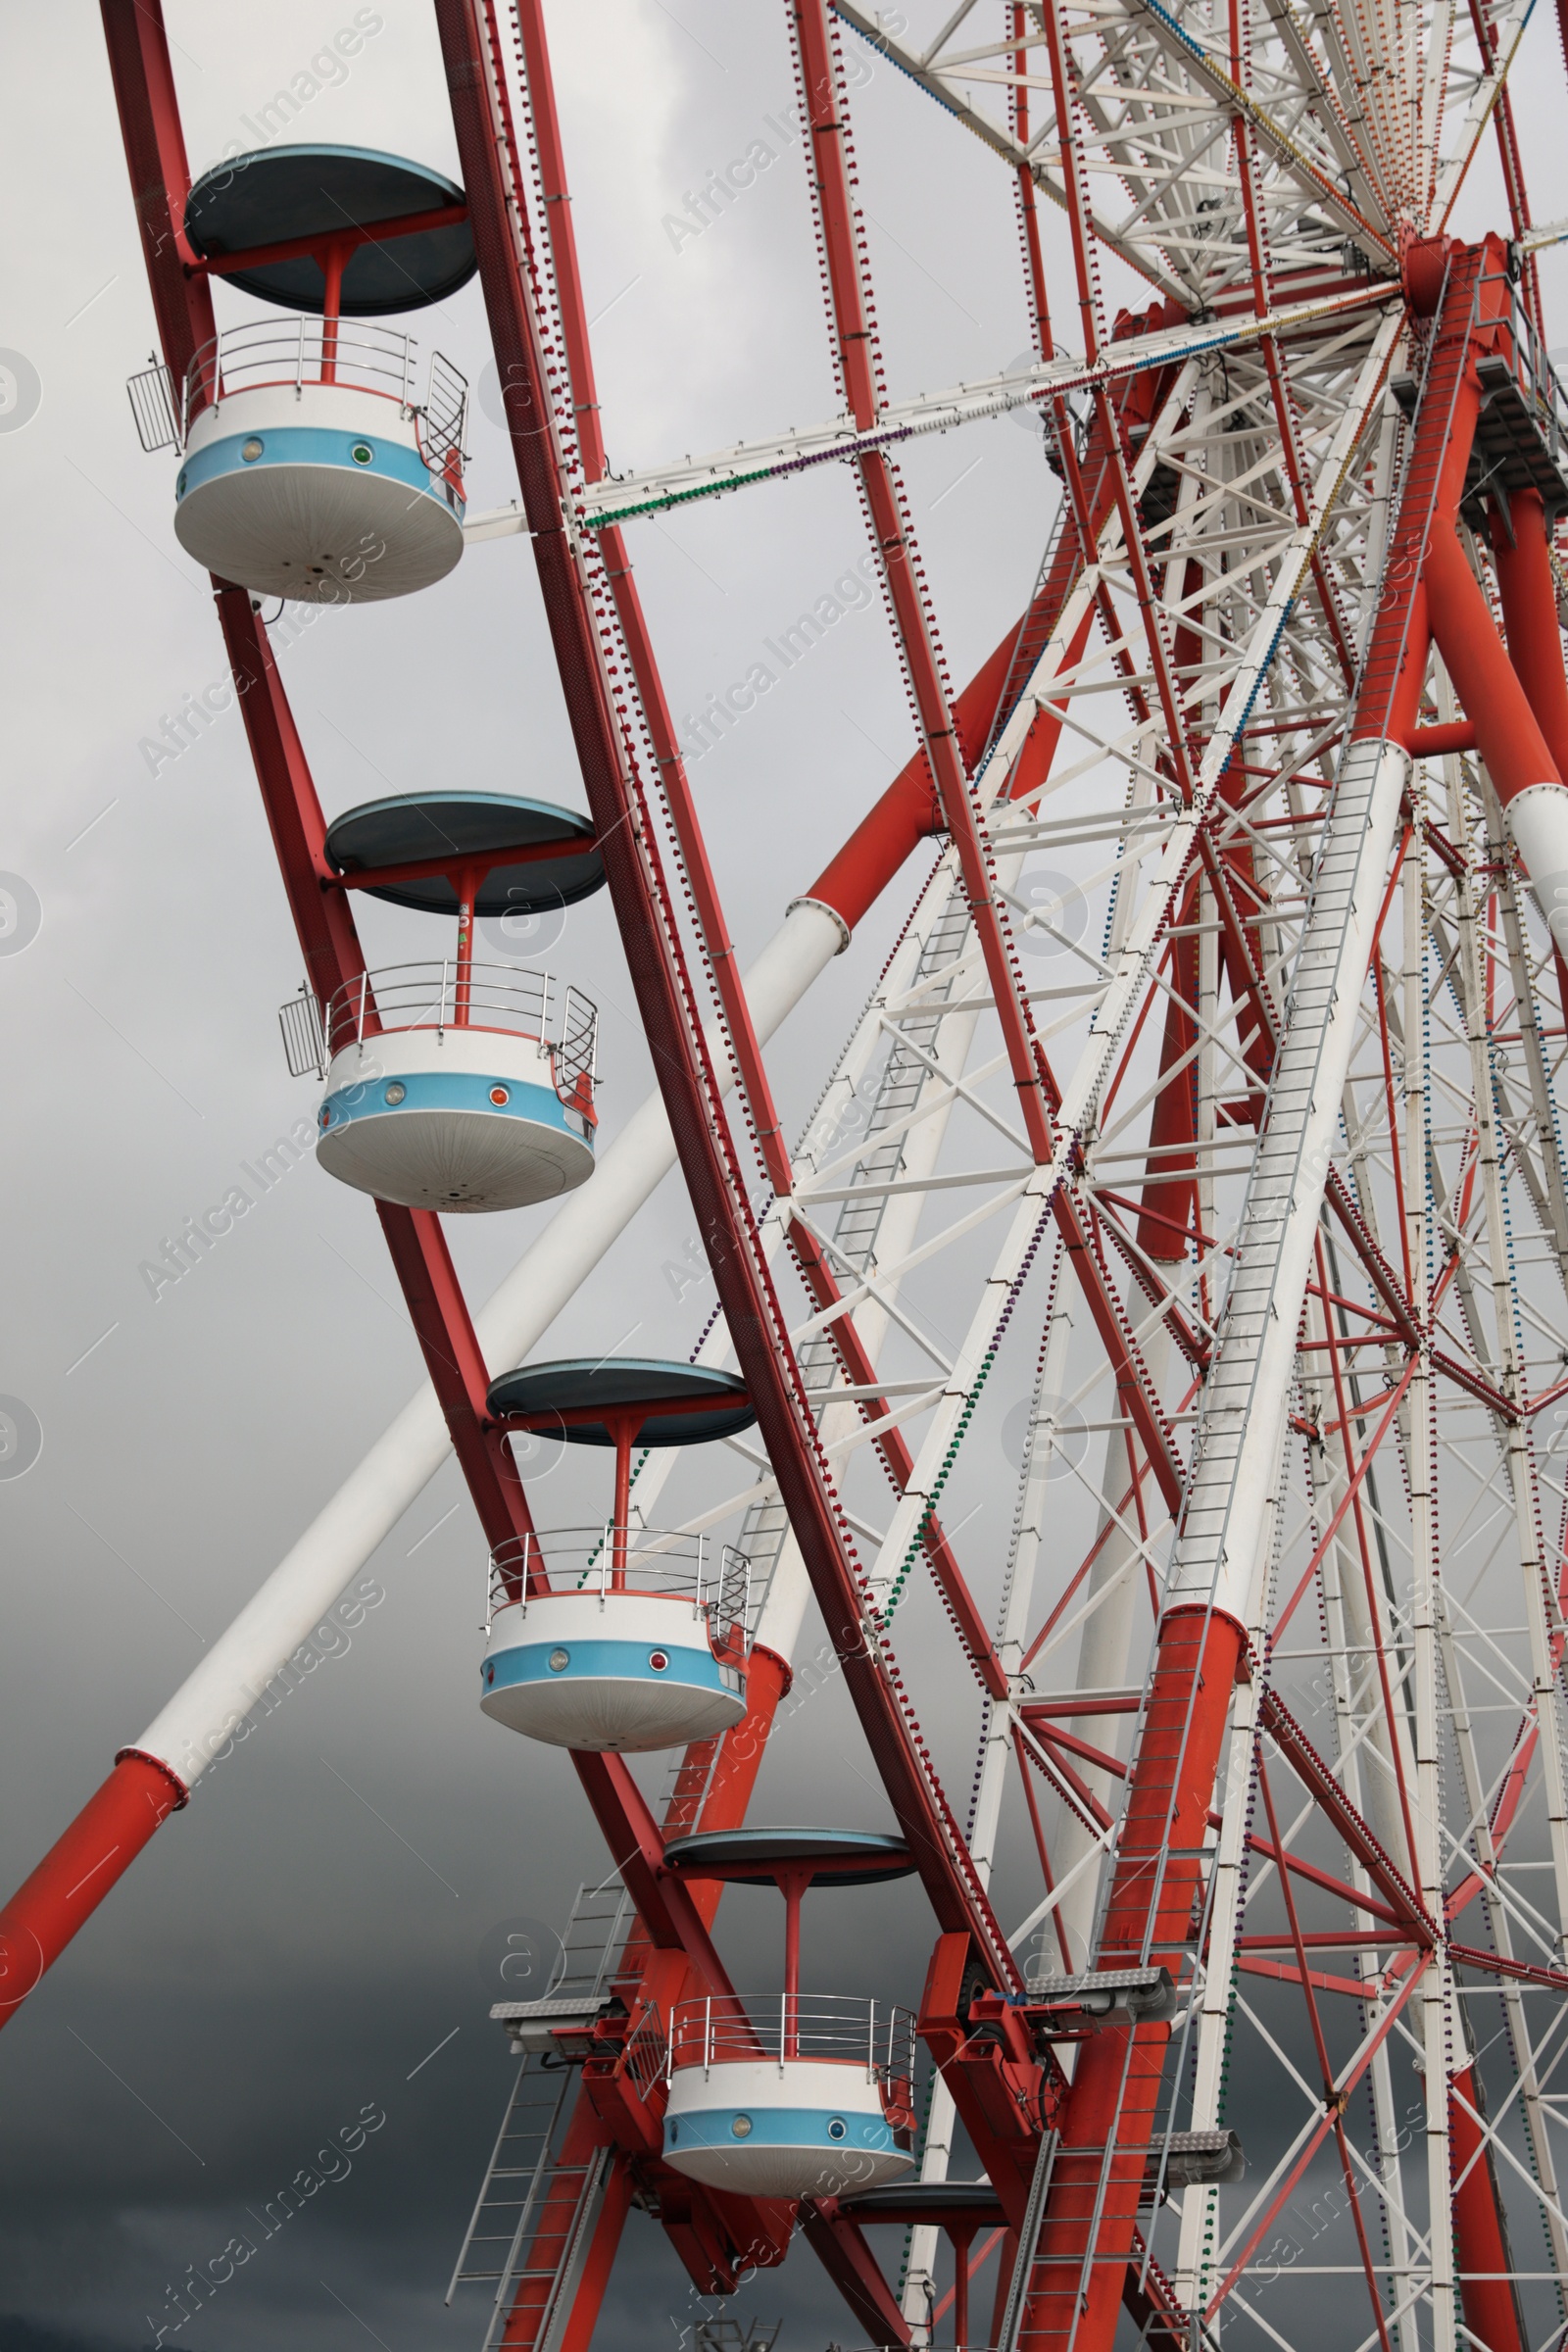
<box><xmin>128</xmin><ymin>903</ymin><xmax>844</xmax><ymax>1789</ymax></box>
<box><xmin>1165</xmin><ymin>737</ymin><xmax>1408</xmax><ymax>1623</ymax></box>
<box><xmin>575</xmin><ymin>287</ymin><xmax>1396</xmax><ymax>528</ymax></box>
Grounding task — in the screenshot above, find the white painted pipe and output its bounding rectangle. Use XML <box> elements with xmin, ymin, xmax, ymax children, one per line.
<box><xmin>1166</xmin><ymin>738</ymin><xmax>1409</xmax><ymax>1624</ymax></box>
<box><xmin>1504</xmin><ymin>782</ymin><xmax>1568</xmax><ymax>954</ymax></box>
<box><xmin>130</xmin><ymin>901</ymin><xmax>847</xmax><ymax>1789</ymax></box>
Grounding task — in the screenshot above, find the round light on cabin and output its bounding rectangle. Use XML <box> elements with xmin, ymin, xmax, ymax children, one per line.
<box><xmin>731</xmin><ymin>2115</ymin><xmax>753</xmax><ymax>2139</ymax></box>
<box><xmin>351</xmin><ymin>442</ymin><xmax>374</xmax><ymax>466</ymax></box>
<box><xmin>548</xmin><ymin>1647</ymin><xmax>570</xmax><ymax>1673</ymax></box>
<box><xmin>489</xmin><ymin>1085</ymin><xmax>510</xmax><ymax>1105</ymax></box>
<box><xmin>384</xmin><ymin>1082</ymin><xmax>407</xmax><ymax>1104</ymax></box>
<box><xmin>241</xmin><ymin>436</ymin><xmax>264</xmax><ymax>462</ymax></box>
<box><xmin>649</xmin><ymin>1649</ymin><xmax>669</xmax><ymax>1673</ymax></box>
<box><xmin>827</xmin><ymin>2117</ymin><xmax>847</xmax><ymax>2141</ymax></box>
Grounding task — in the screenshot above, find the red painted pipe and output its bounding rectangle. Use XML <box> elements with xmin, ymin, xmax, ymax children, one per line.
<box><xmin>804</xmin><ymin>596</ymin><xmax>1099</xmax><ymax>940</ymax></box>
<box><xmin>1424</xmin><ymin>522</ymin><xmax>1562</xmax><ymax>805</ymax></box>
<box><xmin>1449</xmin><ymin>2058</ymin><xmax>1529</xmax><ymax>2352</ymax></box>
<box><xmin>805</xmin><ymin>760</ymin><xmax>942</xmax><ymax>939</ymax></box>
<box><xmin>0</xmin><ymin>1752</ymin><xmax>184</xmax><ymax>2020</ymax></box>
<box><xmin>1024</xmin><ymin>1606</ymin><xmax>1244</xmax><ymax>2350</ymax></box>
<box><xmin>1491</xmin><ymin>490</ymin><xmax>1568</xmax><ymax>784</ymax></box>
<box><xmin>1424</xmin><ymin>515</ymin><xmax>1568</xmax><ymax>962</ymax></box>
<box><xmin>1408</xmin><ymin>719</ymin><xmax>1477</xmax><ymax>757</ymax></box>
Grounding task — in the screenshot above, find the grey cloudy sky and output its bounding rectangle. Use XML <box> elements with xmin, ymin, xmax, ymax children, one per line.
<box><xmin>4</xmin><ymin>3</ymin><xmax>1568</xmax><ymax>2349</ymax></box>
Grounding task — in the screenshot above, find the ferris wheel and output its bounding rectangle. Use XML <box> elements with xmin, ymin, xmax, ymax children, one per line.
<box><xmin>7</xmin><ymin>0</ymin><xmax>1568</xmax><ymax>2347</ymax></box>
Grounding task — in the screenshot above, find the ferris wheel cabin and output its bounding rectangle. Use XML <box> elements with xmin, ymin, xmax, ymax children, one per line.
<box><xmin>659</xmin><ymin>1831</ymin><xmax>919</xmax><ymax>2199</ymax></box>
<box><xmin>479</xmin><ymin>1360</ymin><xmax>759</xmax><ymax>1752</ymax></box>
<box><xmin>134</xmin><ymin>147</ymin><xmax>476</xmax><ymax>601</ymax></box>
<box><xmin>305</xmin><ymin>792</ymin><xmax>605</xmax><ymax>1213</ymax></box>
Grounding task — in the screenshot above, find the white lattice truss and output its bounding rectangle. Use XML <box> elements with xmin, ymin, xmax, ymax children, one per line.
<box><xmin>490</xmin><ymin>0</ymin><xmax>1568</xmax><ymax>2342</ymax></box>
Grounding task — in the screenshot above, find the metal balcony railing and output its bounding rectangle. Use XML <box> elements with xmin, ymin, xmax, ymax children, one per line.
<box><xmin>125</xmin><ymin>319</ymin><xmax>468</xmax><ymax>464</ymax></box>
<box><xmin>125</xmin><ymin>354</ymin><xmax>180</xmax><ymax>453</ymax></box>
<box><xmin>1474</xmin><ymin>268</ymin><xmax>1568</xmax><ymax>457</ymax></box>
<box><xmin>488</xmin><ymin>1527</ymin><xmax>753</xmax><ymax>1644</ymax></box>
<box><xmin>318</xmin><ymin>962</ymin><xmax>596</xmax><ymax>1110</ymax></box>
<box><xmin>278</xmin><ymin>984</ymin><xmax>329</xmax><ymax>1081</ymax></box>
<box><xmin>557</xmin><ymin>982</ymin><xmax>597</xmax><ymax>1102</ymax></box>
<box><xmin>667</xmin><ymin>1993</ymin><xmax>916</xmax><ymax>2085</ymax></box>
<box><xmin>622</xmin><ymin>2004</ymin><xmax>671</xmax><ymax>2103</ymax></box>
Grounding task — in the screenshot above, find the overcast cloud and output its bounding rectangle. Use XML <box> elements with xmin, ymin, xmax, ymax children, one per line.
<box><xmin>3</xmin><ymin>3</ymin><xmax>1568</xmax><ymax>2348</ymax></box>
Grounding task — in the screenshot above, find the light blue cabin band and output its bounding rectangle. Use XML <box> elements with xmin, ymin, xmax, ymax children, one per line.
<box><xmin>664</xmin><ymin>2107</ymin><xmax>901</xmax><ymax>2156</ymax></box>
<box><xmin>483</xmin><ymin>1638</ymin><xmax>737</xmax><ymax>1698</ymax></box>
<box><xmin>320</xmin><ymin>1069</ymin><xmax>589</xmax><ymax>1142</ymax></box>
<box><xmin>177</xmin><ymin>425</ymin><xmax>461</xmax><ymax>511</ymax></box>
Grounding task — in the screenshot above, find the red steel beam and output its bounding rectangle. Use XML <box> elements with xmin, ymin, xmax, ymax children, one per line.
<box><xmin>1055</xmin><ymin>1193</ymin><xmax>1188</xmax><ymax>1517</ymax></box>
<box><xmin>213</xmin><ymin>586</ymin><xmax>539</xmax><ymax>1558</ymax></box>
<box><xmin>492</xmin><ymin>1654</ymin><xmax>802</xmax><ymax>2339</ymax></box>
<box><xmin>0</xmin><ymin>98</ymin><xmax>1121</xmax><ymax>2048</ymax></box>
<box><xmin>798</xmin><ymin>2204</ymin><xmax>912</xmax><ymax>2348</ymax></box>
<box><xmin>791</xmin><ymin>0</ymin><xmax>1056</xmax><ymax>1163</ymax></box>
<box><xmin>1034</xmin><ymin>0</ymin><xmax>1204</xmax><ymax>808</ymax></box>
<box><xmin>72</xmin><ymin>34</ymin><xmax>887</xmax><ymax>2320</ymax></box>
<box><xmin>438</xmin><ymin>0</ymin><xmax>1021</xmax><ymax>1996</ymax></box>
<box><xmin>512</xmin><ymin>0</ymin><xmax>794</xmax><ymax>1194</ymax></box>
<box><xmin>1258</xmin><ymin>1695</ymin><xmax>1434</xmax><ymax>1939</ymax></box>
<box><xmin>99</xmin><ymin>0</ymin><xmax>212</xmax><ymax>370</ymax></box>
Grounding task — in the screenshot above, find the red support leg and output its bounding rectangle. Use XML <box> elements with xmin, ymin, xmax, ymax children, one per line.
<box><xmin>554</xmin><ymin>2149</ymin><xmax>636</xmax><ymax>2352</ymax></box>
<box><xmin>1491</xmin><ymin>488</ymin><xmax>1568</xmax><ymax>784</ymax></box>
<box><xmin>1022</xmin><ymin>1606</ymin><xmax>1244</xmax><ymax>2352</ymax></box>
<box><xmin>0</xmin><ymin>1754</ymin><xmax>184</xmax><ymax>2022</ymax></box>
<box><xmin>498</xmin><ymin>2098</ymin><xmax>618</xmax><ymax>2350</ymax></box>
<box><xmin>1449</xmin><ymin>2057</ymin><xmax>1530</xmax><ymax>2352</ymax></box>
<box><xmin>952</xmin><ymin>2225</ymin><xmax>973</xmax><ymax>2349</ymax></box>
<box><xmin>99</xmin><ymin>0</ymin><xmax>211</xmax><ymax>371</ymax></box>
<box><xmin>434</xmin><ymin>0</ymin><xmax>1019</xmax><ymax>1992</ymax></box>
<box><xmin>797</xmin><ymin>2201</ymin><xmax>912</xmax><ymax>2348</ymax></box>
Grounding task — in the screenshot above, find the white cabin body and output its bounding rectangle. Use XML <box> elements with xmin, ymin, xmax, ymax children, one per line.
<box><xmin>318</xmin><ymin>1024</ymin><xmax>594</xmax><ymax>1213</ymax></box>
<box><xmin>175</xmin><ymin>380</ymin><xmax>464</xmax><ymax>602</ymax></box>
<box><xmin>480</xmin><ymin>1588</ymin><xmax>746</xmax><ymax>1752</ymax></box>
<box><xmin>662</xmin><ymin>2058</ymin><xmax>914</xmax><ymax>2199</ymax></box>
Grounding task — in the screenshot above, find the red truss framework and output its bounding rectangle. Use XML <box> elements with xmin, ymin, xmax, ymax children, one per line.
<box><xmin>7</xmin><ymin>0</ymin><xmax>1568</xmax><ymax>2347</ymax></box>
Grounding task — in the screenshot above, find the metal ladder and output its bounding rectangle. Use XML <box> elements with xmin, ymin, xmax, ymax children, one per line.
<box><xmin>1161</xmin><ymin>733</ymin><xmax>1407</xmax><ymax>1611</ymax></box>
<box><xmin>551</xmin><ymin>1875</ymin><xmax>633</xmax><ymax>2001</ymax></box>
<box><xmin>447</xmin><ymin>2055</ymin><xmax>577</xmax><ymax>2312</ymax></box>
<box><xmin>448</xmin><ymin>1876</ymin><xmax>633</xmax><ymax>2343</ymax></box>
<box><xmin>998</xmin><ymin>2130</ymin><xmax>1059</xmax><ymax>2352</ymax></box>
<box><xmin>475</xmin><ymin>2136</ymin><xmax>612</xmax><ymax>2352</ymax></box>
